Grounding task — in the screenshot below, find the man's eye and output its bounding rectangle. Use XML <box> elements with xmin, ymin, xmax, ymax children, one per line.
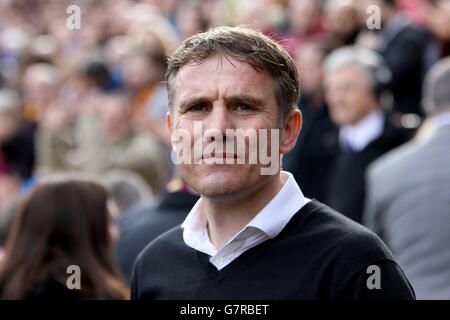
<box><xmin>235</xmin><ymin>104</ymin><xmax>253</xmax><ymax>111</ymax></box>
<box><xmin>188</xmin><ymin>105</ymin><xmax>206</xmax><ymax>112</ymax></box>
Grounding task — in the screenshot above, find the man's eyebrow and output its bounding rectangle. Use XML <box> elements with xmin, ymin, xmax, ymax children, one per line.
<box><xmin>179</xmin><ymin>96</ymin><xmax>212</xmax><ymax>111</ymax></box>
<box><xmin>178</xmin><ymin>94</ymin><xmax>266</xmax><ymax>111</ymax></box>
<box><xmin>224</xmin><ymin>94</ymin><xmax>265</xmax><ymax>107</ymax></box>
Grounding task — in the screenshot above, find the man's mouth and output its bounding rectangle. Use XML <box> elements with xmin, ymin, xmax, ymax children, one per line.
<box><xmin>202</xmin><ymin>152</ymin><xmax>238</xmax><ymax>160</ymax></box>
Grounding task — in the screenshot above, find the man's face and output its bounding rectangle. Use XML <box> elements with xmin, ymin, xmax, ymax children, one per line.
<box><xmin>124</xmin><ymin>54</ymin><xmax>155</xmax><ymax>89</ymax></box>
<box><xmin>98</xmin><ymin>97</ymin><xmax>131</xmax><ymax>142</ymax></box>
<box><xmin>295</xmin><ymin>44</ymin><xmax>324</xmax><ymax>95</ymax></box>
<box><xmin>325</xmin><ymin>1</ymin><xmax>359</xmax><ymax>40</ymax></box>
<box><xmin>0</xmin><ymin>113</ymin><xmax>19</xmax><ymax>143</ymax></box>
<box><xmin>168</xmin><ymin>55</ymin><xmax>283</xmax><ymax>200</ymax></box>
<box><xmin>324</xmin><ymin>64</ymin><xmax>378</xmax><ymax>125</ymax></box>
<box><xmin>288</xmin><ymin>0</ymin><xmax>321</xmax><ymax>35</ymax></box>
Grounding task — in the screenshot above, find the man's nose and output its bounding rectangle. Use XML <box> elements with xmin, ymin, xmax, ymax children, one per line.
<box><xmin>203</xmin><ymin>104</ymin><xmax>234</xmax><ymax>142</ymax></box>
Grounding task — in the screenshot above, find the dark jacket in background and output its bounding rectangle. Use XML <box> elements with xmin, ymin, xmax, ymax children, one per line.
<box><xmin>378</xmin><ymin>17</ymin><xmax>432</xmax><ymax>116</ymax></box>
<box><xmin>282</xmin><ymin>99</ymin><xmax>338</xmax><ymax>201</ymax></box>
<box><xmin>324</xmin><ymin>113</ymin><xmax>415</xmax><ymax>223</ymax></box>
<box><xmin>115</xmin><ymin>191</ymin><xmax>199</xmax><ymax>282</ymax></box>
<box><xmin>1</xmin><ymin>121</ymin><xmax>36</xmax><ymax>180</ymax></box>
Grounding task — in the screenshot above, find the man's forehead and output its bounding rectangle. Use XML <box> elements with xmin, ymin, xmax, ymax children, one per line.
<box><xmin>173</xmin><ymin>55</ymin><xmax>273</xmax><ymax>100</ymax></box>
<box><xmin>176</xmin><ymin>55</ymin><xmax>259</xmax><ymax>80</ymax></box>
<box><xmin>326</xmin><ymin>64</ymin><xmax>367</xmax><ymax>82</ymax></box>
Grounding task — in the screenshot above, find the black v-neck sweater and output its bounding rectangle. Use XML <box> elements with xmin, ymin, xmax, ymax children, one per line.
<box><xmin>131</xmin><ymin>200</ymin><xmax>415</xmax><ymax>300</ymax></box>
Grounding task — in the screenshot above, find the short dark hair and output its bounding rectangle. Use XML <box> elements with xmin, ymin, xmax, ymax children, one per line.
<box><xmin>166</xmin><ymin>26</ymin><xmax>300</xmax><ymax>125</ymax></box>
<box><xmin>381</xmin><ymin>0</ymin><xmax>397</xmax><ymax>7</ymax></box>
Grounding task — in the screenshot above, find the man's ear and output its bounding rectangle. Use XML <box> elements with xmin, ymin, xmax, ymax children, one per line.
<box><xmin>279</xmin><ymin>108</ymin><xmax>302</xmax><ymax>154</ymax></box>
<box><xmin>166</xmin><ymin>112</ymin><xmax>173</xmax><ymax>135</ymax></box>
<box><xmin>167</xmin><ymin>111</ymin><xmax>177</xmax><ymax>150</ymax></box>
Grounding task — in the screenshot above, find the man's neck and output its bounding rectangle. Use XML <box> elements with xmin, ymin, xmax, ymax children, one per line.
<box><xmin>201</xmin><ymin>172</ymin><xmax>287</xmax><ymax>250</ymax></box>
<box><xmin>340</xmin><ymin>109</ymin><xmax>384</xmax><ymax>152</ymax></box>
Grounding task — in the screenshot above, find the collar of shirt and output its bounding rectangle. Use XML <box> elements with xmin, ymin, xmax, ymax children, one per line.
<box><xmin>435</xmin><ymin>112</ymin><xmax>450</xmax><ymax>128</ymax></box>
<box><xmin>339</xmin><ymin>110</ymin><xmax>385</xmax><ymax>152</ymax></box>
<box><xmin>181</xmin><ymin>171</ymin><xmax>309</xmax><ymax>270</ymax></box>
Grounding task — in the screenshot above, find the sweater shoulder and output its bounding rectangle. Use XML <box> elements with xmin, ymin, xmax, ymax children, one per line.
<box><xmin>132</xmin><ymin>225</ymin><xmax>185</xmax><ymax>276</ymax></box>
<box><xmin>290</xmin><ymin>201</ymin><xmax>395</xmax><ymax>262</ymax></box>
<box><xmin>135</xmin><ymin>225</ymin><xmax>185</xmax><ymax>263</ymax></box>
<box><xmin>288</xmin><ymin>201</ymin><xmax>399</xmax><ymax>292</ymax></box>
<box><xmin>131</xmin><ymin>225</ymin><xmax>185</xmax><ymax>299</ymax></box>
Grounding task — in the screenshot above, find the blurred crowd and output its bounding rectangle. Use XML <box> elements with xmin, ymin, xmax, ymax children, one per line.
<box><xmin>0</xmin><ymin>0</ymin><xmax>449</xmax><ymax>299</ymax></box>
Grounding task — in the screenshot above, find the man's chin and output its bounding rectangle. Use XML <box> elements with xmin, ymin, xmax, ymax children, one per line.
<box><xmin>191</xmin><ymin>174</ymin><xmax>245</xmax><ymax>200</ymax></box>
<box><xmin>199</xmin><ymin>187</ymin><xmax>245</xmax><ymax>202</ymax></box>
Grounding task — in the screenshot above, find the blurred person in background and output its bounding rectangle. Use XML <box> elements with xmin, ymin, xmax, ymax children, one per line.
<box><xmin>115</xmin><ymin>170</ymin><xmax>199</xmax><ymax>282</ymax></box>
<box><xmin>423</xmin><ymin>0</ymin><xmax>450</xmax><ymax>58</ymax></box>
<box><xmin>323</xmin><ymin>0</ymin><xmax>361</xmax><ymax>50</ymax></box>
<box><xmin>174</xmin><ymin>0</ymin><xmax>209</xmax><ymax>39</ymax></box>
<box><xmin>37</xmin><ymin>92</ymin><xmax>170</xmax><ymax>196</ymax></box>
<box><xmin>223</xmin><ymin>0</ymin><xmax>286</xmax><ymax>35</ymax></box>
<box><xmin>122</xmin><ymin>50</ymin><xmax>163</xmax><ymax>113</ymax></box>
<box><xmin>0</xmin><ymin>26</ymin><xmax>31</xmax><ymax>89</ymax></box>
<box><xmin>126</xmin><ymin>11</ymin><xmax>180</xmax><ymax>55</ymax></box>
<box><xmin>362</xmin><ymin>0</ymin><xmax>434</xmax><ymax>116</ymax></box>
<box><xmin>122</xmin><ymin>50</ymin><xmax>171</xmax><ymax>146</ymax></box>
<box><xmin>0</xmin><ymin>88</ymin><xmax>36</xmax><ymax>181</ymax></box>
<box><xmin>364</xmin><ymin>57</ymin><xmax>450</xmax><ymax>299</ymax></box>
<box><xmin>322</xmin><ymin>46</ymin><xmax>416</xmax><ymax>223</ymax></box>
<box><xmin>21</xmin><ymin>33</ymin><xmax>59</xmax><ymax>69</ymax></box>
<box><xmin>283</xmin><ymin>42</ymin><xmax>338</xmax><ymax>201</ymax></box>
<box><xmin>105</xmin><ymin>169</ymin><xmax>155</xmax><ymax>216</ymax></box>
<box><xmin>143</xmin><ymin>0</ymin><xmax>178</xmax><ymax>20</ymax></box>
<box><xmin>125</xmin><ymin>12</ymin><xmax>179</xmax><ymax>144</ymax></box>
<box><xmin>103</xmin><ymin>35</ymin><xmax>135</xmax><ymax>75</ymax></box>
<box><xmin>0</xmin><ymin>195</ymin><xmax>24</xmax><ymax>260</ymax></box>
<box><xmin>0</xmin><ymin>175</ymin><xmax>21</xmax><ymax>224</ymax></box>
<box><xmin>281</xmin><ymin>0</ymin><xmax>328</xmax><ymax>56</ymax></box>
<box><xmin>126</xmin><ymin>15</ymin><xmax>180</xmax><ymax>148</ymax></box>
<box><xmin>81</xmin><ymin>60</ymin><xmax>123</xmax><ymax>94</ymax></box>
<box><xmin>0</xmin><ymin>175</ymin><xmax>129</xmax><ymax>299</ymax></box>
<box><xmin>21</xmin><ymin>62</ymin><xmax>61</xmax><ymax>124</ymax></box>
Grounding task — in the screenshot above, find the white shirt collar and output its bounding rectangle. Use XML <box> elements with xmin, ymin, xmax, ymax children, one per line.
<box><xmin>435</xmin><ymin>112</ymin><xmax>450</xmax><ymax>128</ymax></box>
<box><xmin>339</xmin><ymin>110</ymin><xmax>385</xmax><ymax>152</ymax></box>
<box><xmin>181</xmin><ymin>171</ymin><xmax>309</xmax><ymax>270</ymax></box>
